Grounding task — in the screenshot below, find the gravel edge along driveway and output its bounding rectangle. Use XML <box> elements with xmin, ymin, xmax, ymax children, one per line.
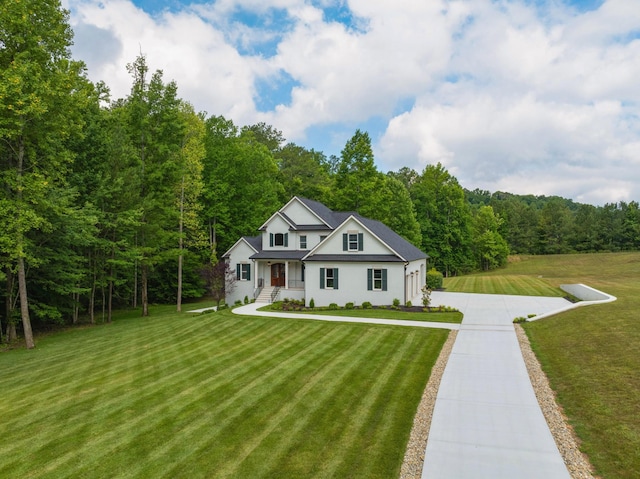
<box><xmin>399</xmin><ymin>326</ymin><xmax>597</xmax><ymax>479</ymax></box>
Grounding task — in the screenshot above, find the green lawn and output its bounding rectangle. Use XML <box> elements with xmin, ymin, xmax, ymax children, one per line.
<box><xmin>0</xmin><ymin>306</ymin><xmax>448</xmax><ymax>479</ymax></box>
<box><xmin>259</xmin><ymin>305</ymin><xmax>463</xmax><ymax>324</ymax></box>
<box><xmin>443</xmin><ymin>252</ymin><xmax>640</xmax><ymax>479</ymax></box>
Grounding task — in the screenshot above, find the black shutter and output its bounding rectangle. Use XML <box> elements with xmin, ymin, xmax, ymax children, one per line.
<box><xmin>343</xmin><ymin>234</ymin><xmax>348</xmax><ymax>251</ymax></box>
<box><xmin>358</xmin><ymin>233</ymin><xmax>364</xmax><ymax>251</ymax></box>
<box><xmin>320</xmin><ymin>268</ymin><xmax>325</xmax><ymax>289</ymax></box>
<box><xmin>236</xmin><ymin>264</ymin><xmax>240</xmax><ymax>280</ymax></box>
<box><xmin>334</xmin><ymin>269</ymin><xmax>339</xmax><ymax>289</ymax></box>
<box><xmin>367</xmin><ymin>269</ymin><xmax>372</xmax><ymax>290</ymax></box>
<box><xmin>382</xmin><ymin>269</ymin><xmax>387</xmax><ymax>291</ymax></box>
<box><xmin>270</xmin><ymin>233</ymin><xmax>274</xmax><ymax>247</ymax></box>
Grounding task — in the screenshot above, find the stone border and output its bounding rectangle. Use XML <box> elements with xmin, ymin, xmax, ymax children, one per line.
<box><xmin>399</xmin><ymin>330</ymin><xmax>458</xmax><ymax>479</ymax></box>
<box><xmin>515</xmin><ymin>325</ymin><xmax>598</xmax><ymax>479</ymax></box>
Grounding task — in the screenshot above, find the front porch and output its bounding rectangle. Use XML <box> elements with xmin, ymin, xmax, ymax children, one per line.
<box><xmin>253</xmin><ymin>259</ymin><xmax>305</xmax><ymax>303</ymax></box>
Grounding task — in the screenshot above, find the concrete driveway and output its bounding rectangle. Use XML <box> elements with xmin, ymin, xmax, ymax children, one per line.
<box><xmin>422</xmin><ymin>291</ymin><xmax>573</xmax><ymax>479</ymax></box>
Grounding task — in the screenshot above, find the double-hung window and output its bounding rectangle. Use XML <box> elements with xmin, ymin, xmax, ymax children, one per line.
<box><xmin>300</xmin><ymin>235</ymin><xmax>307</xmax><ymax>249</ymax></box>
<box><xmin>343</xmin><ymin>232</ymin><xmax>363</xmax><ymax>251</ymax></box>
<box><xmin>367</xmin><ymin>268</ymin><xmax>387</xmax><ymax>291</ymax></box>
<box><xmin>236</xmin><ymin>264</ymin><xmax>251</xmax><ymax>281</ymax></box>
<box><xmin>320</xmin><ymin>268</ymin><xmax>339</xmax><ymax>289</ymax></box>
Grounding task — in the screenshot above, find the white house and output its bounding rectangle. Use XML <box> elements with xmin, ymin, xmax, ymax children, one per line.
<box><xmin>223</xmin><ymin>197</ymin><xmax>428</xmax><ymax>307</ymax></box>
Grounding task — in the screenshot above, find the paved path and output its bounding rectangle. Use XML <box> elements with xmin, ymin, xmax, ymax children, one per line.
<box><xmin>422</xmin><ymin>292</ymin><xmax>573</xmax><ymax>479</ymax></box>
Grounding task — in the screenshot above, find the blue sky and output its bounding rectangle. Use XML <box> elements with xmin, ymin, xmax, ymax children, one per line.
<box><xmin>67</xmin><ymin>0</ymin><xmax>640</xmax><ymax>205</ymax></box>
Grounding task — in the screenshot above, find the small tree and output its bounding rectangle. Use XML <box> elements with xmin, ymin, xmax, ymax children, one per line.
<box><xmin>421</xmin><ymin>285</ymin><xmax>432</xmax><ymax>308</ymax></box>
<box><xmin>201</xmin><ymin>261</ymin><xmax>236</xmax><ymax>307</ymax></box>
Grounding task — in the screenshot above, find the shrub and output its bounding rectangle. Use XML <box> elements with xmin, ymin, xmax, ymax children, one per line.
<box><xmin>328</xmin><ymin>303</ymin><xmax>339</xmax><ymax>310</ymax></box>
<box><xmin>345</xmin><ymin>302</ymin><xmax>354</xmax><ymax>310</ymax></box>
<box><xmin>406</xmin><ymin>301</ymin><xmax>412</xmax><ymax>308</ymax></box>
<box><xmin>309</xmin><ymin>298</ymin><xmax>315</xmax><ymax>308</ymax></box>
<box><xmin>244</xmin><ymin>295</ymin><xmax>249</xmax><ymax>304</ymax></box>
<box><xmin>426</xmin><ymin>268</ymin><xmax>444</xmax><ymax>290</ymax></box>
<box><xmin>392</xmin><ymin>298</ymin><xmax>401</xmax><ymax>307</ymax></box>
<box><xmin>513</xmin><ymin>316</ymin><xmax>528</xmax><ymax>323</ymax></box>
<box><xmin>362</xmin><ymin>301</ymin><xmax>372</xmax><ymax>309</ymax></box>
<box><xmin>234</xmin><ymin>299</ymin><xmax>242</xmax><ymax>306</ymax></box>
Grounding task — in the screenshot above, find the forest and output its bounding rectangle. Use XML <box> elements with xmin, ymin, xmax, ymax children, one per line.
<box><xmin>1</xmin><ymin>2</ymin><xmax>639</xmax><ymax>347</ymax></box>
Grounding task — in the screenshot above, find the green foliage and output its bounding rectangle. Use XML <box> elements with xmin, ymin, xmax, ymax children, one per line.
<box><xmin>405</xmin><ymin>301</ymin><xmax>412</xmax><ymax>307</ymax></box>
<box><xmin>328</xmin><ymin>303</ymin><xmax>339</xmax><ymax>310</ymax></box>
<box><xmin>392</xmin><ymin>298</ymin><xmax>401</xmax><ymax>307</ymax></box>
<box><xmin>362</xmin><ymin>301</ymin><xmax>372</xmax><ymax>309</ymax></box>
<box><xmin>426</xmin><ymin>268</ymin><xmax>444</xmax><ymax>289</ymax></box>
<box><xmin>309</xmin><ymin>298</ymin><xmax>315</xmax><ymax>308</ymax></box>
<box><xmin>409</xmin><ymin>163</ymin><xmax>474</xmax><ymax>276</ymax></box>
<box><xmin>513</xmin><ymin>316</ymin><xmax>528</xmax><ymax>323</ymax></box>
<box><xmin>421</xmin><ymin>285</ymin><xmax>432</xmax><ymax>307</ymax></box>
<box><xmin>345</xmin><ymin>302</ymin><xmax>354</xmax><ymax>310</ymax></box>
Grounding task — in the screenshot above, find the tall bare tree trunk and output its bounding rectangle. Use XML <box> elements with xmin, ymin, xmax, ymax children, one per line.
<box><xmin>177</xmin><ymin>177</ymin><xmax>185</xmax><ymax>312</ymax></box>
<box><xmin>108</xmin><ymin>251</ymin><xmax>114</xmax><ymax>323</ymax></box>
<box><xmin>141</xmin><ymin>264</ymin><xmax>149</xmax><ymax>317</ymax></box>
<box><xmin>5</xmin><ymin>268</ymin><xmax>17</xmax><ymax>342</ymax></box>
<box><xmin>18</xmin><ymin>257</ymin><xmax>34</xmax><ymax>349</ymax></box>
<box><xmin>16</xmin><ymin>140</ymin><xmax>34</xmax><ymax>349</ymax></box>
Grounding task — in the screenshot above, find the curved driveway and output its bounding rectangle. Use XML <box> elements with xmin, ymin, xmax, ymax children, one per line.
<box><xmin>229</xmin><ymin>288</ymin><xmax>614</xmax><ymax>479</ymax></box>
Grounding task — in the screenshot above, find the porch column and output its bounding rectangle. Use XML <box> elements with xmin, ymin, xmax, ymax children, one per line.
<box><xmin>285</xmin><ymin>261</ymin><xmax>289</xmax><ymax>290</ymax></box>
<box><xmin>254</xmin><ymin>260</ymin><xmax>258</xmax><ymax>290</ymax></box>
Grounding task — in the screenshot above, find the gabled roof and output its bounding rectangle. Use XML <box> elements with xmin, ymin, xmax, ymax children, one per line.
<box><xmin>355</xmin><ymin>215</ymin><xmax>426</xmax><ymax>262</ymax></box>
<box><xmin>302</xmin><ymin>213</ymin><xmax>427</xmax><ymax>263</ymax></box>
<box><xmin>295</xmin><ymin>197</ymin><xmax>341</xmax><ymax>228</ymax></box>
<box><xmin>226</xmin><ymin>197</ymin><xmax>427</xmax><ymax>263</ymax></box>
<box><xmin>222</xmin><ymin>235</ymin><xmax>261</xmax><ymax>258</ymax></box>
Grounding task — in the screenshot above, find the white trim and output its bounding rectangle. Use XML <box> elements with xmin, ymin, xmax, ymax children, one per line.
<box><xmin>222</xmin><ymin>236</ymin><xmax>259</xmax><ymax>259</ymax></box>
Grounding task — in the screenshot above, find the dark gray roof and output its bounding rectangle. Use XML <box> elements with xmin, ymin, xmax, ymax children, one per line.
<box><xmin>222</xmin><ymin>235</ymin><xmax>262</xmax><ymax>258</ymax></box>
<box><xmin>227</xmin><ymin>198</ymin><xmax>427</xmax><ymax>264</ymax></box>
<box><xmin>245</xmin><ymin>235</ymin><xmax>262</xmax><ymax>252</ymax></box>
<box><xmin>297</xmin><ymin>197</ymin><xmax>343</xmax><ymax>228</ymax></box>
<box><xmin>354</xmin><ymin>215</ymin><xmax>427</xmax><ymax>262</ymax></box>
<box><xmin>303</xmin><ymin>254</ymin><xmax>404</xmax><ymax>263</ymax></box>
<box><xmin>250</xmin><ymin>251</ymin><xmax>307</xmax><ymax>260</ymax></box>
<box><xmin>296</xmin><ymin>197</ymin><xmax>427</xmax><ymax>262</ymax></box>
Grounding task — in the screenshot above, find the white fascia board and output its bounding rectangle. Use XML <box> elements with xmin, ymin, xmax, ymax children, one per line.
<box><xmin>341</xmin><ymin>215</ymin><xmax>406</xmax><ymax>261</ymax></box>
<box><xmin>290</xmin><ymin>196</ymin><xmax>333</xmax><ymax>229</ymax></box>
<box><xmin>223</xmin><ymin>236</ymin><xmax>259</xmax><ymax>258</ymax></box>
<box><xmin>258</xmin><ymin>211</ymin><xmax>296</xmax><ymax>231</ymax></box>
<box><xmin>302</xmin><ymin>215</ymin><xmax>405</xmax><ymax>261</ymax></box>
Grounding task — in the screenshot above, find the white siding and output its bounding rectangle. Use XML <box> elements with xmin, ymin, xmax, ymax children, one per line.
<box><xmin>305</xmin><ymin>262</ymin><xmax>405</xmax><ymax>307</ymax></box>
<box><xmin>225</xmin><ymin>241</ymin><xmax>256</xmax><ymax>305</ymax></box>
<box><xmin>311</xmin><ymin>217</ymin><xmax>392</xmax><ymax>256</ymax></box>
<box><xmin>281</xmin><ymin>199</ymin><xmax>324</xmax><ymax>226</ymax></box>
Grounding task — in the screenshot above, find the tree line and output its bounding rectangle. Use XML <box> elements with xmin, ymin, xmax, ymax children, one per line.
<box><xmin>1</xmin><ymin>1</ymin><xmax>638</xmax><ymax>347</ymax></box>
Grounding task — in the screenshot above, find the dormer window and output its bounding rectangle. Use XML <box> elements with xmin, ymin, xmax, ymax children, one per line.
<box><xmin>269</xmin><ymin>232</ymin><xmax>288</xmax><ymax>247</ymax></box>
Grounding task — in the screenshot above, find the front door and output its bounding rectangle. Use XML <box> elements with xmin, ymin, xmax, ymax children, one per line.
<box><xmin>271</xmin><ymin>263</ymin><xmax>285</xmax><ymax>287</ymax></box>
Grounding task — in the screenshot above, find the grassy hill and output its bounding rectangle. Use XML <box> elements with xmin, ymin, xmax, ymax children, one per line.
<box><xmin>0</xmin><ymin>305</ymin><xmax>447</xmax><ymax>478</ymax></box>
<box><xmin>446</xmin><ymin>252</ymin><xmax>640</xmax><ymax>479</ymax></box>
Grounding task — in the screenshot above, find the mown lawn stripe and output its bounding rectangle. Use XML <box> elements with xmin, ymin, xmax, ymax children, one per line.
<box><xmin>0</xmin><ymin>308</ymin><xmax>445</xmax><ymax>479</ymax></box>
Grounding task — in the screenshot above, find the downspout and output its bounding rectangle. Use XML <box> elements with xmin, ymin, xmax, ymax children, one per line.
<box><xmin>404</xmin><ymin>262</ymin><xmax>408</xmax><ymax>305</ymax></box>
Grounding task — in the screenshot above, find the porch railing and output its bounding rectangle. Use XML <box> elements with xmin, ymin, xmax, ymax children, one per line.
<box><xmin>271</xmin><ymin>287</ymin><xmax>281</xmax><ymax>303</ymax></box>
<box><xmin>288</xmin><ymin>279</ymin><xmax>304</xmax><ymax>289</ymax></box>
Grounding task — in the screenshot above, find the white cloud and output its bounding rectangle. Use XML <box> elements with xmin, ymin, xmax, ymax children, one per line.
<box><xmin>66</xmin><ymin>0</ymin><xmax>640</xmax><ymax>205</ymax></box>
